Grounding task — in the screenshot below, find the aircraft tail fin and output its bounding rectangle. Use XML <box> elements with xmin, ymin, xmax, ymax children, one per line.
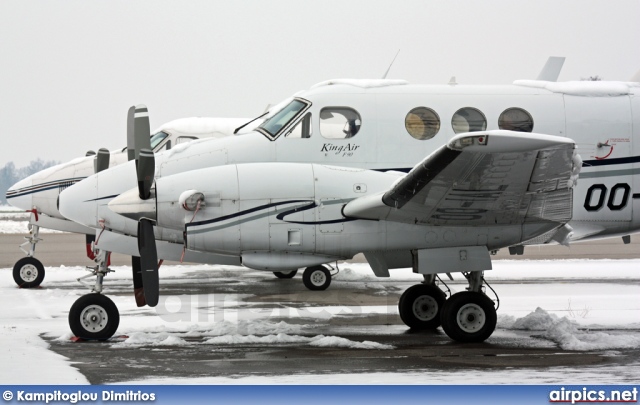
<box><xmin>536</xmin><ymin>56</ymin><xmax>565</xmax><ymax>81</ymax></box>
<box><xmin>630</xmin><ymin>69</ymin><xmax>640</xmax><ymax>82</ymax></box>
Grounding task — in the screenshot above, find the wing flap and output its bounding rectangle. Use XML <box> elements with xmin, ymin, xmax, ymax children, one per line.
<box><xmin>344</xmin><ymin>131</ymin><xmax>579</xmax><ymax>228</ymax></box>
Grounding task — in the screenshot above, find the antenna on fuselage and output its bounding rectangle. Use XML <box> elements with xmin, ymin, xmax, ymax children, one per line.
<box><xmin>382</xmin><ymin>49</ymin><xmax>401</xmax><ymax>79</ymax></box>
<box><xmin>536</xmin><ymin>56</ymin><xmax>565</xmax><ymax>81</ymax></box>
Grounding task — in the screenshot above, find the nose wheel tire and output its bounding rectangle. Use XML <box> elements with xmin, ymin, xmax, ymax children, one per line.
<box><xmin>440</xmin><ymin>291</ymin><xmax>497</xmax><ymax>343</ymax></box>
<box><xmin>302</xmin><ymin>266</ymin><xmax>331</xmax><ymax>291</ymax></box>
<box><xmin>69</xmin><ymin>293</ymin><xmax>120</xmax><ymax>341</ymax></box>
<box><xmin>273</xmin><ymin>270</ymin><xmax>298</xmax><ymax>279</ymax></box>
<box><xmin>13</xmin><ymin>257</ymin><xmax>45</xmax><ymax>288</ymax></box>
<box><xmin>398</xmin><ymin>284</ymin><xmax>447</xmax><ymax>330</ymax></box>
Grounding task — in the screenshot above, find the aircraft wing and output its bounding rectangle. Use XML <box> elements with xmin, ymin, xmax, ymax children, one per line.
<box><xmin>343</xmin><ymin>131</ymin><xmax>581</xmax><ymax>230</ymax></box>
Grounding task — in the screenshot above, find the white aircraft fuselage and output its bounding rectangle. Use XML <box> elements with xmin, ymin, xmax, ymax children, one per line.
<box><xmin>60</xmin><ymin>79</ymin><xmax>640</xmax><ymax>271</ymax></box>
<box><xmin>55</xmin><ymin>77</ymin><xmax>640</xmax><ymax>343</ymax></box>
<box><xmin>6</xmin><ymin>117</ymin><xmax>256</xmax><ymax>229</ymax></box>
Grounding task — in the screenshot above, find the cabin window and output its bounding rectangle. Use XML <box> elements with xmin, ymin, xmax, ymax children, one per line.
<box><xmin>257</xmin><ymin>99</ymin><xmax>309</xmax><ymax>140</ymax></box>
<box><xmin>451</xmin><ymin>107</ymin><xmax>487</xmax><ymax>134</ymax></box>
<box><xmin>499</xmin><ymin>108</ymin><xmax>534</xmax><ymax>132</ymax></box>
<box><xmin>150</xmin><ymin>131</ymin><xmax>169</xmax><ymax>149</ymax></box>
<box><xmin>405</xmin><ymin>107</ymin><xmax>440</xmax><ymax>140</ymax></box>
<box><xmin>320</xmin><ymin>107</ymin><xmax>361</xmax><ymax>139</ymax></box>
<box><xmin>285</xmin><ymin>113</ymin><xmax>313</xmax><ymax>138</ymax></box>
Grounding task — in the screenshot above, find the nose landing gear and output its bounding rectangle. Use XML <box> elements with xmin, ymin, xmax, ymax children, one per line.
<box><xmin>13</xmin><ymin>222</ymin><xmax>45</xmax><ymax>288</ymax></box>
<box><xmin>69</xmin><ymin>249</ymin><xmax>120</xmax><ymax>340</ymax></box>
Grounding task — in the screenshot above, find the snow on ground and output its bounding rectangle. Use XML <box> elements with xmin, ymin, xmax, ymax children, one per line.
<box><xmin>0</xmin><ymin>260</ymin><xmax>639</xmax><ymax>384</ymax></box>
<box><xmin>0</xmin><ymin>209</ymin><xmax>66</xmax><ymax>233</ymax></box>
<box><xmin>0</xmin><ymin>220</ymin><xmax>66</xmax><ymax>234</ymax></box>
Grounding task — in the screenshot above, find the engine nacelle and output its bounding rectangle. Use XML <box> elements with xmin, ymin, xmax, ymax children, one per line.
<box><xmin>153</xmin><ymin>163</ymin><xmax>398</xmax><ymax>260</ymax></box>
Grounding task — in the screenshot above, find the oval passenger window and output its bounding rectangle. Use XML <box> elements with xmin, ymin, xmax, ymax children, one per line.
<box><xmin>499</xmin><ymin>108</ymin><xmax>534</xmax><ymax>132</ymax></box>
<box><xmin>405</xmin><ymin>107</ymin><xmax>440</xmax><ymax>140</ymax></box>
<box><xmin>451</xmin><ymin>107</ymin><xmax>487</xmax><ymax>134</ymax></box>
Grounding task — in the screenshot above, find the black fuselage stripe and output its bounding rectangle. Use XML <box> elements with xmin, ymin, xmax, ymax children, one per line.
<box><xmin>581</xmin><ymin>156</ymin><xmax>640</xmax><ymax>166</ymax></box>
<box><xmin>186</xmin><ymin>200</ymin><xmax>313</xmax><ymax>229</ymax></box>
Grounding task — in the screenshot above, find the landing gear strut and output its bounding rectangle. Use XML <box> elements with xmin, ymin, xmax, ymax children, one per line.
<box><xmin>13</xmin><ymin>222</ymin><xmax>45</xmax><ymax>288</ymax></box>
<box><xmin>69</xmin><ymin>248</ymin><xmax>120</xmax><ymax>340</ymax></box>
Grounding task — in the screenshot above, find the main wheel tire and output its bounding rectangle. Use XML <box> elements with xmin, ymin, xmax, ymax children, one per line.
<box><xmin>69</xmin><ymin>294</ymin><xmax>120</xmax><ymax>341</ymax></box>
<box><xmin>302</xmin><ymin>266</ymin><xmax>331</xmax><ymax>291</ymax></box>
<box><xmin>13</xmin><ymin>257</ymin><xmax>45</xmax><ymax>288</ymax></box>
<box><xmin>273</xmin><ymin>270</ymin><xmax>298</xmax><ymax>279</ymax></box>
<box><xmin>398</xmin><ymin>284</ymin><xmax>447</xmax><ymax>330</ymax></box>
<box><xmin>440</xmin><ymin>291</ymin><xmax>497</xmax><ymax>343</ymax></box>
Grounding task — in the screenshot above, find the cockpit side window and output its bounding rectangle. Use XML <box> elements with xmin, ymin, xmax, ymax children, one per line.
<box><xmin>257</xmin><ymin>99</ymin><xmax>310</xmax><ymax>140</ymax></box>
<box><xmin>285</xmin><ymin>113</ymin><xmax>312</xmax><ymax>138</ymax></box>
<box><xmin>319</xmin><ymin>107</ymin><xmax>361</xmax><ymax>139</ymax></box>
<box><xmin>150</xmin><ymin>131</ymin><xmax>170</xmax><ymax>150</ymax></box>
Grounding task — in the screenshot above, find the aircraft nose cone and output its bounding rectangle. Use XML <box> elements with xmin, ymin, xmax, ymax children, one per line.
<box><xmin>58</xmin><ymin>176</ymin><xmax>98</xmax><ymax>227</ymax></box>
<box><xmin>6</xmin><ymin>176</ymin><xmax>34</xmax><ymax>210</ymax></box>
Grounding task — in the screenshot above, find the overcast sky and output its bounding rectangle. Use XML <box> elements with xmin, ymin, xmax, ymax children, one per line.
<box><xmin>1</xmin><ymin>0</ymin><xmax>639</xmax><ymax>167</ymax></box>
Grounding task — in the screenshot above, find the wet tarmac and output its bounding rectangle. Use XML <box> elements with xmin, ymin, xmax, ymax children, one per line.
<box><xmin>2</xmin><ymin>232</ymin><xmax>639</xmax><ymax>384</ymax></box>
<box><xmin>42</xmin><ymin>264</ymin><xmax>640</xmax><ymax>384</ymax></box>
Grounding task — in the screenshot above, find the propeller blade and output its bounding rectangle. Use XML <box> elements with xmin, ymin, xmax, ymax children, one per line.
<box><xmin>126</xmin><ymin>106</ymin><xmax>135</xmax><ymax>161</ymax></box>
<box><xmin>137</xmin><ymin>219</ymin><xmax>159</xmax><ymax>307</ymax></box>
<box><xmin>134</xmin><ymin>104</ymin><xmax>151</xmax><ymax>160</ymax></box>
<box><xmin>137</xmin><ymin>148</ymin><xmax>155</xmax><ymax>200</ymax></box>
<box><xmin>131</xmin><ymin>256</ymin><xmax>147</xmax><ymax>307</ymax></box>
<box><xmin>94</xmin><ymin>148</ymin><xmax>110</xmax><ymax>174</ymax></box>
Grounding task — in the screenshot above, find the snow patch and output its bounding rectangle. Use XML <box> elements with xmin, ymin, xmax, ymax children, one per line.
<box><xmin>514</xmin><ymin>80</ymin><xmax>638</xmax><ymax>96</ymax></box>
<box><xmin>205</xmin><ymin>333</ymin><xmax>311</xmax><ymax>345</ymax></box>
<box><xmin>309</xmin><ymin>336</ymin><xmax>394</xmax><ymax>350</ymax></box>
<box><xmin>506</xmin><ymin>308</ymin><xmax>640</xmax><ymax>351</ymax></box>
<box><xmin>114</xmin><ymin>332</ymin><xmax>188</xmax><ymax>347</ymax></box>
<box><xmin>205</xmin><ymin>333</ymin><xmax>394</xmax><ymax>350</ymax></box>
<box><xmin>312</xmin><ymin>79</ymin><xmax>408</xmax><ymax>89</ymax></box>
<box><xmin>0</xmin><ymin>220</ymin><xmax>66</xmax><ymax>234</ymax></box>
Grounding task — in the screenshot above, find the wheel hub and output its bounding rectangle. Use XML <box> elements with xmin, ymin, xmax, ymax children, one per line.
<box><xmin>310</xmin><ymin>271</ymin><xmax>326</xmax><ymax>286</ymax></box>
<box><xmin>80</xmin><ymin>305</ymin><xmax>109</xmax><ymax>332</ymax></box>
<box><xmin>412</xmin><ymin>295</ymin><xmax>438</xmax><ymax>321</ymax></box>
<box><xmin>19</xmin><ymin>264</ymin><xmax>38</xmax><ymax>282</ymax></box>
<box><xmin>456</xmin><ymin>303</ymin><xmax>485</xmax><ymax>333</ymax></box>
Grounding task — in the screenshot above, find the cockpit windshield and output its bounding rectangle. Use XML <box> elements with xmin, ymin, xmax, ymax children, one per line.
<box><xmin>257</xmin><ymin>99</ymin><xmax>310</xmax><ymax>140</ymax></box>
<box><xmin>150</xmin><ymin>131</ymin><xmax>169</xmax><ymax>149</ymax></box>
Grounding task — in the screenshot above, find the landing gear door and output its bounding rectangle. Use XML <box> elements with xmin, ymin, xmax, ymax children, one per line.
<box><xmin>566</xmin><ymin>95</ymin><xmax>633</xmax><ymax>222</ymax></box>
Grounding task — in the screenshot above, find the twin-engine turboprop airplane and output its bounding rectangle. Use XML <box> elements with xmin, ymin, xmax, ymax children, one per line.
<box><xmin>6</xmin><ymin>112</ymin><xmax>259</xmax><ymax>288</ymax></box>
<box><xmin>59</xmin><ymin>75</ymin><xmax>640</xmax><ymax>343</ymax></box>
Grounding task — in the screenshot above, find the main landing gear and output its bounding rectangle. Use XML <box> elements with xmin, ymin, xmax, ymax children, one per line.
<box><xmin>398</xmin><ymin>271</ymin><xmax>497</xmax><ymax>343</ymax></box>
<box><xmin>13</xmin><ymin>223</ymin><xmax>45</xmax><ymax>288</ymax></box>
<box><xmin>68</xmin><ymin>248</ymin><xmax>120</xmax><ymax>340</ymax></box>
<box><xmin>272</xmin><ymin>265</ymin><xmax>333</xmax><ymax>291</ymax></box>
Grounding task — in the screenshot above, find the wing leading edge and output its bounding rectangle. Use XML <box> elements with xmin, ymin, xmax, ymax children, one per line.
<box><xmin>344</xmin><ymin>131</ymin><xmax>581</xmax><ymax>232</ymax></box>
